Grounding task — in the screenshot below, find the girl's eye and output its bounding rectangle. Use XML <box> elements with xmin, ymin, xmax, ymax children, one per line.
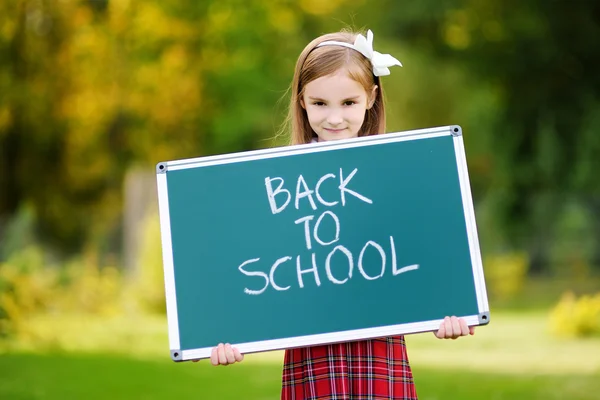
<box><xmin>343</xmin><ymin>101</ymin><xmax>356</xmax><ymax>106</ymax></box>
<box><xmin>313</xmin><ymin>101</ymin><xmax>325</xmax><ymax>106</ymax></box>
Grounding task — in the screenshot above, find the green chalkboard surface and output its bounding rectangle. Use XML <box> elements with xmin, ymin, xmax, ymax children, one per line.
<box><xmin>156</xmin><ymin>125</ymin><xmax>489</xmax><ymax>362</ymax></box>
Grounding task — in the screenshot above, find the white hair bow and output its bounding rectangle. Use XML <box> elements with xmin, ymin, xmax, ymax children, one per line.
<box><xmin>316</xmin><ymin>30</ymin><xmax>402</xmax><ymax>77</ymax></box>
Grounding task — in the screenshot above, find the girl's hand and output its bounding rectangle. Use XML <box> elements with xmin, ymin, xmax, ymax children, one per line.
<box><xmin>205</xmin><ymin>343</ymin><xmax>244</xmax><ymax>366</ymax></box>
<box><xmin>434</xmin><ymin>316</ymin><xmax>476</xmax><ymax>339</ymax></box>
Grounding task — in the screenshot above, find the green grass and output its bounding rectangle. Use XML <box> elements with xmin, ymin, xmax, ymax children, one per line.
<box><xmin>0</xmin><ymin>352</ymin><xmax>598</xmax><ymax>400</ymax></box>
<box><xmin>405</xmin><ymin>311</ymin><xmax>600</xmax><ymax>375</ymax></box>
<box><xmin>13</xmin><ymin>310</ymin><xmax>595</xmax><ymax>376</ymax></box>
<box><xmin>2</xmin><ymin>298</ymin><xmax>600</xmax><ymax>399</ymax></box>
<box><xmin>0</xmin><ymin>352</ymin><xmax>281</xmax><ymax>400</ymax></box>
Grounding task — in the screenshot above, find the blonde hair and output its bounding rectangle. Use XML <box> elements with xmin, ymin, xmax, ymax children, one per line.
<box><xmin>282</xmin><ymin>30</ymin><xmax>387</xmax><ymax>145</ymax></box>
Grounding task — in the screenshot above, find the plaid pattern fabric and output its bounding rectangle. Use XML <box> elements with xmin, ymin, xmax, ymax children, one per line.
<box><xmin>281</xmin><ymin>335</ymin><xmax>417</xmax><ymax>400</ymax></box>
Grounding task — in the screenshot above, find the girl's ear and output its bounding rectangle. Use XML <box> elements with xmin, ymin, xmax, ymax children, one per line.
<box><xmin>300</xmin><ymin>97</ymin><xmax>306</xmax><ymax>109</ymax></box>
<box><xmin>367</xmin><ymin>85</ymin><xmax>378</xmax><ymax>109</ymax></box>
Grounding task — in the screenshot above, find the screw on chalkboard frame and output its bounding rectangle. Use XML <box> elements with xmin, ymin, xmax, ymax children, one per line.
<box><xmin>171</xmin><ymin>350</ymin><xmax>183</xmax><ymax>362</ymax></box>
<box><xmin>478</xmin><ymin>312</ymin><xmax>490</xmax><ymax>325</ymax></box>
<box><xmin>450</xmin><ymin>125</ymin><xmax>463</xmax><ymax>137</ymax></box>
<box><xmin>157</xmin><ymin>163</ymin><xmax>168</xmax><ymax>174</ymax></box>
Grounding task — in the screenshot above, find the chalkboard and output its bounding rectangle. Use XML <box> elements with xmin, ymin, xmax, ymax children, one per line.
<box><xmin>156</xmin><ymin>125</ymin><xmax>490</xmax><ymax>362</ymax></box>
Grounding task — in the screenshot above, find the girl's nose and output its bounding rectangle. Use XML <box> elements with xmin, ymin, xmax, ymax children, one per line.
<box><xmin>327</xmin><ymin>110</ymin><xmax>343</xmax><ymax>126</ymax></box>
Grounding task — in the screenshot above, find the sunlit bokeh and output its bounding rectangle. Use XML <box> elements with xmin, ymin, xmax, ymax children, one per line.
<box><xmin>1</xmin><ymin>1</ymin><xmax>599</xmax><ymax>399</ymax></box>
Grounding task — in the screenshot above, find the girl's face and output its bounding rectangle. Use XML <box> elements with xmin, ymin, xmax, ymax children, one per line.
<box><xmin>301</xmin><ymin>69</ymin><xmax>377</xmax><ymax>142</ymax></box>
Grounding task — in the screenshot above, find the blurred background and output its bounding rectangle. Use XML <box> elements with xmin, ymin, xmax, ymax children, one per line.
<box><xmin>0</xmin><ymin>0</ymin><xmax>599</xmax><ymax>399</ymax></box>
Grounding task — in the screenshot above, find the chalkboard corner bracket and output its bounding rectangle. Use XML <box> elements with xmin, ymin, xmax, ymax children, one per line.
<box><xmin>157</xmin><ymin>162</ymin><xmax>168</xmax><ymax>174</ymax></box>
<box><xmin>171</xmin><ymin>349</ymin><xmax>183</xmax><ymax>362</ymax></box>
<box><xmin>450</xmin><ymin>125</ymin><xmax>463</xmax><ymax>137</ymax></box>
<box><xmin>478</xmin><ymin>311</ymin><xmax>490</xmax><ymax>325</ymax></box>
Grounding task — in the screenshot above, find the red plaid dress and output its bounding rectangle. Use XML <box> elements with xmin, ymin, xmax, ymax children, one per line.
<box><xmin>281</xmin><ymin>335</ymin><xmax>417</xmax><ymax>399</ymax></box>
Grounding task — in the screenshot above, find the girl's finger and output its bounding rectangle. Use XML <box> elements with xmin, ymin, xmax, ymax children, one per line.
<box><xmin>234</xmin><ymin>347</ymin><xmax>244</xmax><ymax>362</ymax></box>
<box><xmin>437</xmin><ymin>318</ymin><xmax>445</xmax><ymax>338</ymax></box>
<box><xmin>210</xmin><ymin>345</ymin><xmax>219</xmax><ymax>366</ymax></box>
<box><xmin>444</xmin><ymin>316</ymin><xmax>453</xmax><ymax>338</ymax></box>
<box><xmin>440</xmin><ymin>317</ymin><xmax>450</xmax><ymax>338</ymax></box>
<box><xmin>217</xmin><ymin>343</ymin><xmax>228</xmax><ymax>365</ymax></box>
<box><xmin>450</xmin><ymin>316</ymin><xmax>461</xmax><ymax>339</ymax></box>
<box><xmin>459</xmin><ymin>318</ymin><xmax>470</xmax><ymax>336</ymax></box>
<box><xmin>225</xmin><ymin>343</ymin><xmax>236</xmax><ymax>364</ymax></box>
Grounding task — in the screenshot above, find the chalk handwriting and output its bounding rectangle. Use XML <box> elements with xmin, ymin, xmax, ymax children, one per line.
<box><xmin>264</xmin><ymin>168</ymin><xmax>372</xmax><ymax>215</ymax></box>
<box><xmin>240</xmin><ymin>167</ymin><xmax>419</xmax><ymax>295</ymax></box>
<box><xmin>294</xmin><ymin>211</ymin><xmax>340</xmax><ymax>250</ymax></box>
<box><xmin>238</xmin><ymin>236</ymin><xmax>420</xmax><ymax>295</ymax></box>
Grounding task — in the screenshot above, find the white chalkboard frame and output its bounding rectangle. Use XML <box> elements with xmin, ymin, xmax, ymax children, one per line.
<box><xmin>156</xmin><ymin>125</ymin><xmax>490</xmax><ymax>362</ymax></box>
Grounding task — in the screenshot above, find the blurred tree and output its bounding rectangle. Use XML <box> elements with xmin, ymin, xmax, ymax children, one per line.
<box><xmin>0</xmin><ymin>0</ymin><xmax>208</xmax><ymax>254</ymax></box>
<box><xmin>382</xmin><ymin>0</ymin><xmax>600</xmax><ymax>272</ymax></box>
<box><xmin>0</xmin><ymin>0</ymin><xmax>359</xmax><ymax>257</ymax></box>
<box><xmin>1</xmin><ymin>0</ymin><xmax>598</xmax><ymax>276</ymax></box>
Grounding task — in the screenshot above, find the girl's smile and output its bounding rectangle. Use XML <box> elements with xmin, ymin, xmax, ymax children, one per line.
<box><xmin>324</xmin><ymin>127</ymin><xmax>346</xmax><ymax>133</ymax></box>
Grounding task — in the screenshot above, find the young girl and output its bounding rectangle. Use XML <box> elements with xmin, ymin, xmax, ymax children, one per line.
<box><xmin>208</xmin><ymin>29</ymin><xmax>476</xmax><ymax>399</ymax></box>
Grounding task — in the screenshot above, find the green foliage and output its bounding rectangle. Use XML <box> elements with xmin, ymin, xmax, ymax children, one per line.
<box><xmin>548</xmin><ymin>200</ymin><xmax>596</xmax><ymax>277</ymax></box>
<box><xmin>549</xmin><ymin>292</ymin><xmax>600</xmax><ymax>338</ymax></box>
<box><xmin>385</xmin><ymin>0</ymin><xmax>600</xmax><ymax>270</ymax></box>
<box><xmin>1</xmin><ymin>0</ymin><xmax>599</xmax><ymax>276</ymax></box>
<box><xmin>0</xmin><ymin>247</ymin><xmax>56</xmax><ymax>338</ymax></box>
<box><xmin>0</xmin><ymin>245</ymin><xmax>123</xmax><ymax>341</ymax></box>
<box><xmin>484</xmin><ymin>252</ymin><xmax>529</xmax><ymax>301</ymax></box>
<box><xmin>56</xmin><ymin>259</ymin><xmax>123</xmax><ymax>316</ymax></box>
<box><xmin>0</xmin><ymin>206</ymin><xmax>37</xmax><ymax>260</ymax></box>
<box><xmin>0</xmin><ymin>0</ymin><xmax>365</xmax><ymax>253</ymax></box>
<box><xmin>128</xmin><ymin>214</ymin><xmax>166</xmax><ymax>315</ymax></box>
